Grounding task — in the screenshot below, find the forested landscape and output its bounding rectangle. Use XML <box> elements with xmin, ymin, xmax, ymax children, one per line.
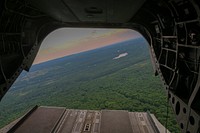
<box><xmin>0</xmin><ymin>38</ymin><xmax>179</xmax><ymax>132</ymax></box>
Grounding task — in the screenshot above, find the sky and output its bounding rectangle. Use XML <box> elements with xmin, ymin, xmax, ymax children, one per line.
<box><xmin>33</xmin><ymin>28</ymin><xmax>142</xmax><ymax>64</ymax></box>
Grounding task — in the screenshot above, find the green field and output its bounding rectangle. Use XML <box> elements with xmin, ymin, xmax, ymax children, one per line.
<box><xmin>0</xmin><ymin>38</ymin><xmax>179</xmax><ymax>132</ymax></box>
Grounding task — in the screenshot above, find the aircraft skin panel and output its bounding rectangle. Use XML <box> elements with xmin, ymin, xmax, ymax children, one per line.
<box><xmin>0</xmin><ymin>0</ymin><xmax>200</xmax><ymax>132</ymax></box>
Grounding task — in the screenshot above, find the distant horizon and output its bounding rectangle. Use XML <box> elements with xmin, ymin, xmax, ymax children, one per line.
<box><xmin>33</xmin><ymin>37</ymin><xmax>143</xmax><ymax>66</ymax></box>
<box><xmin>33</xmin><ymin>28</ymin><xmax>142</xmax><ymax>65</ymax></box>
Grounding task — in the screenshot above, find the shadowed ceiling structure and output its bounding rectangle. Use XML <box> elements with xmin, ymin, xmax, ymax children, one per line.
<box><xmin>0</xmin><ymin>0</ymin><xmax>200</xmax><ymax>132</ymax></box>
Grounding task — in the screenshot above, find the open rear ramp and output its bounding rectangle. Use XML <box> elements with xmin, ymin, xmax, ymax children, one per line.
<box><xmin>1</xmin><ymin>106</ymin><xmax>170</xmax><ymax>133</ymax></box>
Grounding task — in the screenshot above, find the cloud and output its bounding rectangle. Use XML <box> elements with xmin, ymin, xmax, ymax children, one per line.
<box><xmin>113</xmin><ymin>53</ymin><xmax>128</xmax><ymax>60</ymax></box>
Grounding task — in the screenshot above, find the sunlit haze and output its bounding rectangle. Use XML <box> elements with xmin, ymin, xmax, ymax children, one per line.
<box><xmin>33</xmin><ymin>28</ymin><xmax>141</xmax><ymax>64</ymax></box>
